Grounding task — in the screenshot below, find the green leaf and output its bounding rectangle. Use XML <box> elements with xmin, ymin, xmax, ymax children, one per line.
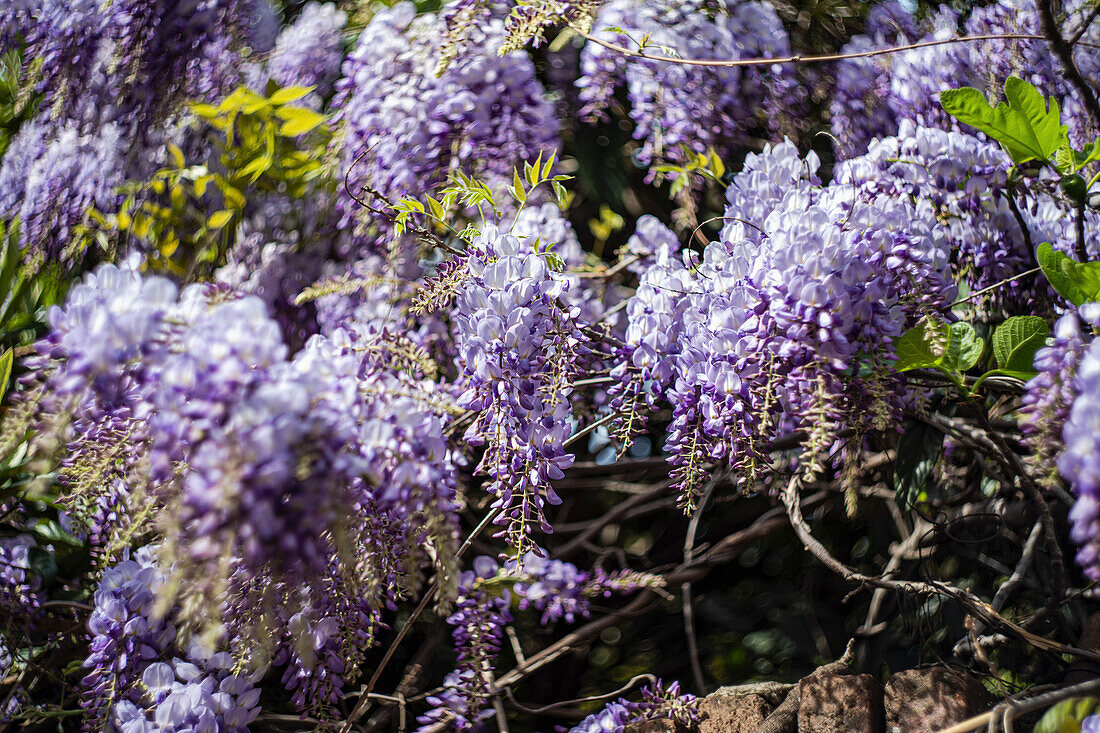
<box><xmin>992</xmin><ymin>315</ymin><xmax>1049</xmax><ymax>372</ymax></box>
<box><xmin>238</xmin><ymin>155</ymin><xmax>272</xmax><ymax>182</ymax></box>
<box><xmin>945</xmin><ymin>321</ymin><xmax>983</xmax><ymax>372</ymax></box>
<box><xmin>1035</xmin><ymin>697</ymin><xmax>1100</xmax><ymax>733</ymax></box>
<box><xmin>425</xmin><ymin>196</ymin><xmax>446</xmax><ymax>222</ymax></box>
<box><xmin>542</xmin><ymin>150</ymin><xmax>556</xmax><ymax>180</ymax></box>
<box><xmin>1036</xmin><ymin>242</ymin><xmax>1100</xmax><ymax>306</ymax></box>
<box><xmin>207</xmin><ymin>209</ymin><xmax>235</xmax><ymax>229</ymax></box>
<box><xmin>940</xmin><ymin>76</ymin><xmax>1068</xmax><ymax>165</ymax></box>
<box><xmin>894</xmin><ymin>320</ymin><xmax>982</xmax><ymax>374</ymax></box>
<box><xmin>276</xmin><ymin>106</ymin><xmax>327</xmax><ymax>137</ymax></box>
<box><xmin>268</xmin><ymin>85</ymin><xmax>315</xmax><ymax>105</ymax></box>
<box><xmin>894</xmin><ymin>324</ymin><xmax>942</xmax><ymax>372</ymax></box>
<box><xmin>0</xmin><ymin>349</ymin><xmax>11</xmax><ymax>403</ymax></box>
<box><xmin>894</xmin><ymin>419</ymin><xmax>945</xmax><ymax>511</ymax></box>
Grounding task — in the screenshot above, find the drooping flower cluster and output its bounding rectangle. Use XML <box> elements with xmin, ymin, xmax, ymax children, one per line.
<box><xmin>1023</xmin><ymin>307</ymin><xmax>1100</xmax><ymax>493</ymax></box>
<box><xmin>2</xmin><ymin>0</ymin><xmax>275</xmax><ymax>269</ymax></box>
<box><xmin>835</xmin><ymin>120</ymin><xmax>1098</xmax><ymax>315</ymax></box>
<box><xmin>42</xmin><ymin>265</ymin><xmax>460</xmax><ymax>707</ymax></box>
<box><xmin>452</xmin><ymin>226</ymin><xmax>586</xmax><ymax>552</ymax></box>
<box><xmin>0</xmin><ymin>535</ymin><xmax>41</xmax><ymax>621</ymax></box>
<box><xmin>417</xmin><ymin>556</ymin><xmax>512</xmax><ymax>732</ymax></box>
<box><xmin>420</xmin><ymin>552</ymin><xmax>661</xmax><ymax>729</ymax></box>
<box><xmin>829</xmin><ymin>2</ymin><xmax>940</xmax><ymax>158</ymax></box>
<box><xmin>614</xmin><ymin>144</ymin><xmax>954</xmax><ymax>503</ymax></box>
<box><xmin>331</xmin><ymin>1</ymin><xmax>560</xmax><ymax>255</ymax></box>
<box><xmin>81</xmin><ymin>548</ymin><xmax>262</xmax><ymax>733</ymax></box>
<box><xmin>265</xmin><ymin>2</ymin><xmax>348</xmax><ymax>102</ymax></box>
<box><xmin>1057</xmin><ymin>315</ymin><xmax>1100</xmax><ymax>581</ymax></box>
<box><xmin>506</xmin><ymin>552</ymin><xmax>664</xmax><ymax>624</ymax></box>
<box><xmin>578</xmin><ymin>0</ymin><xmax>802</xmax><ymax>171</ymax></box>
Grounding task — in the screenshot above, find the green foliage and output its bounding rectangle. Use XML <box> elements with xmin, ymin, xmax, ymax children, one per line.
<box><xmin>192</xmin><ymin>84</ymin><xmax>329</xmax><ymax>193</ymax></box>
<box><xmin>895</xmin><ymin>319</ymin><xmax>983</xmax><ymax>376</ymax></box>
<box><xmin>1036</xmin><ymin>242</ymin><xmax>1100</xmax><ymax>306</ymax></box>
<box><xmin>651</xmin><ymin>148</ymin><xmax>726</xmax><ymax>199</ymax></box>
<box><xmin>1035</xmin><ymin>697</ymin><xmax>1100</xmax><ymax>733</ymax></box>
<box><xmin>991</xmin><ymin>315</ymin><xmax>1049</xmax><ymax>377</ymax></box>
<box><xmin>90</xmin><ymin>84</ymin><xmax>332</xmax><ymax>277</ymax></box>
<box><xmin>940</xmin><ymin>76</ymin><xmax>1068</xmax><ymax>166</ymax></box>
<box><xmin>0</xmin><ymin>47</ymin><xmax>38</xmax><ymax>159</ymax></box>
<box><xmin>893</xmin><ymin>316</ymin><xmax>1042</xmax><ymax>395</ymax></box>
<box><xmin>393</xmin><ymin>151</ymin><xmax>572</xmax><ymax>243</ymax></box>
<box><xmin>0</xmin><ymin>219</ymin><xmax>62</xmax><ymax>351</ymax></box>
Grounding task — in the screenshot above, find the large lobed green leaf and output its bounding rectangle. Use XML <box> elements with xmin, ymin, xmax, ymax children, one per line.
<box><xmin>940</xmin><ymin>76</ymin><xmax>1068</xmax><ymax>165</ymax></box>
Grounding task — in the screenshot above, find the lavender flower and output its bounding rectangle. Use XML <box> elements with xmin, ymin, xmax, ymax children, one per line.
<box><xmin>266</xmin><ymin>2</ymin><xmax>348</xmax><ymax>101</ymax></box>
<box><xmin>567</xmin><ymin>680</ymin><xmax>699</xmax><ymax>733</ymax></box>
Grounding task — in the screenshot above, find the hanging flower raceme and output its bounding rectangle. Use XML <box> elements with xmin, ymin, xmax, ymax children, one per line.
<box><xmin>452</xmin><ymin>225</ymin><xmax>586</xmax><ymax>553</ymax></box>
<box><xmin>614</xmin><ymin>144</ymin><xmax>954</xmax><ymax>505</ymax></box>
<box><xmin>80</xmin><ymin>548</ymin><xmax>262</xmax><ymax>733</ymax></box>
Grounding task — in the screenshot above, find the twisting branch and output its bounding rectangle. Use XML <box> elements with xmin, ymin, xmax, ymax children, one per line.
<box><xmin>780</xmin><ymin>475</ymin><xmax>1100</xmax><ymax>665</ymax></box>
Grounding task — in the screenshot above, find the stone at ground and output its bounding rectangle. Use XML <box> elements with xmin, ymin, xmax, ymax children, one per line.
<box><xmin>698</xmin><ymin>681</ymin><xmax>791</xmax><ymax>733</ymax></box>
<box><xmin>797</xmin><ymin>672</ymin><xmax>883</xmax><ymax>733</ymax></box>
<box><xmin>884</xmin><ymin>667</ymin><xmax>988</xmax><ymax>733</ymax></box>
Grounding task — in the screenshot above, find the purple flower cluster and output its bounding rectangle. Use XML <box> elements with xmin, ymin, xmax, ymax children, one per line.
<box><xmin>835</xmin><ymin>121</ymin><xmax>1098</xmax><ymax>314</ymax></box>
<box><xmin>614</xmin><ymin>144</ymin><xmax>954</xmax><ymax>502</ymax></box>
<box><xmin>418</xmin><ymin>557</ymin><xmax>512</xmax><ymax>732</ymax></box>
<box><xmin>1057</xmin><ymin>313</ymin><xmax>1100</xmax><ymax>581</ymax></box>
<box><xmin>331</xmin><ymin>2</ymin><xmax>559</xmax><ymax>255</ymax></box>
<box><xmin>0</xmin><ymin>535</ymin><xmax>42</xmax><ymax>619</ymax></box>
<box><xmin>44</xmin><ymin>265</ymin><xmax>461</xmax><ymax>707</ymax></box>
<box><xmin>453</xmin><ymin>226</ymin><xmax>585</xmax><ymax>551</ymax></box>
<box><xmin>1022</xmin><ymin>308</ymin><xmax>1100</xmax><ymax>493</ymax></box>
<box><xmin>81</xmin><ymin>548</ymin><xmax>262</xmax><ymax>733</ymax></box>
<box><xmin>567</xmin><ymin>680</ymin><xmax>699</xmax><ymax>733</ymax></box>
<box><xmin>607</xmin><ymin>216</ymin><xmax>688</xmax><ymax>446</ymax></box>
<box><xmin>506</xmin><ymin>552</ymin><xmax>662</xmax><ymax>625</ymax></box>
<box><xmin>265</xmin><ymin>2</ymin><xmax>348</xmax><ymax>102</ymax></box>
<box><xmin>578</xmin><ymin>0</ymin><xmax>801</xmax><ymax>172</ymax></box>
<box><xmin>1</xmin><ymin>0</ymin><xmax>267</xmax><ymax>269</ymax></box>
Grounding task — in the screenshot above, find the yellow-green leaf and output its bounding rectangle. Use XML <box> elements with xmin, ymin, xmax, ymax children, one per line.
<box><xmin>208</xmin><ymin>209</ymin><xmax>235</xmax><ymax>229</ymax></box>
<box><xmin>0</xmin><ymin>349</ymin><xmax>12</xmax><ymax>403</ymax></box>
<box><xmin>268</xmin><ymin>85</ymin><xmax>316</xmax><ymax>105</ymax></box>
<box><xmin>275</xmin><ymin>106</ymin><xmax>327</xmax><ymax>137</ymax></box>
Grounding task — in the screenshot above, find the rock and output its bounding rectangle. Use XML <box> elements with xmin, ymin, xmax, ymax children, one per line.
<box><xmin>698</xmin><ymin>681</ymin><xmax>791</xmax><ymax>733</ymax></box>
<box><xmin>884</xmin><ymin>668</ymin><xmax>988</xmax><ymax>733</ymax></box>
<box><xmin>797</xmin><ymin>672</ymin><xmax>883</xmax><ymax>733</ymax></box>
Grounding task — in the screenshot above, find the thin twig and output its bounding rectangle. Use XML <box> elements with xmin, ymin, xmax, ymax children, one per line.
<box><xmin>577</xmin><ymin>29</ymin><xmax>1053</xmax><ymax>68</ymax></box>
<box><xmin>503</xmin><ymin>674</ymin><xmax>656</xmax><ymax>714</ymax></box>
<box><xmin>682</xmin><ymin>477</ymin><xmax>720</xmax><ymax>693</ymax></box>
